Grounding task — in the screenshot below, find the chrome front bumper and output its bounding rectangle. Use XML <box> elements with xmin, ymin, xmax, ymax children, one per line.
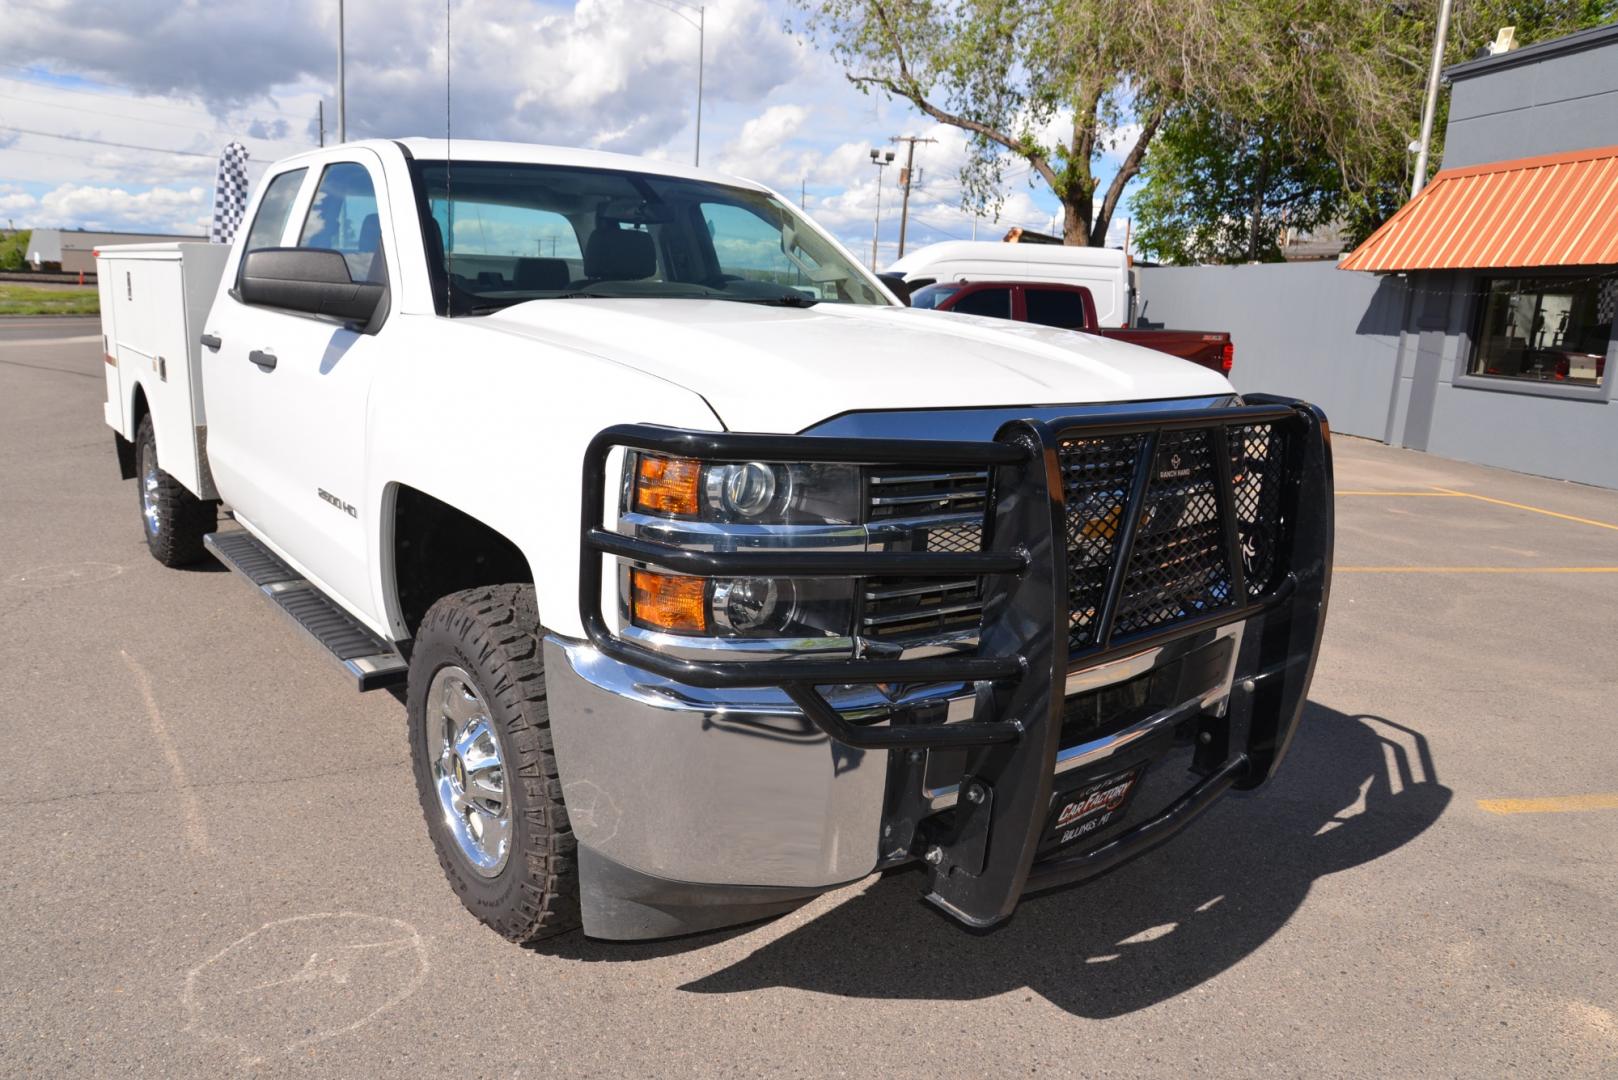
<box><xmin>544</xmin><ymin>621</ymin><xmax>1244</xmax><ymax>893</ymax></box>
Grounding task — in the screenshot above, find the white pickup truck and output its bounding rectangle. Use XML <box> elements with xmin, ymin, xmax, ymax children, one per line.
<box><xmin>97</xmin><ymin>138</ymin><xmax>1333</xmax><ymax>945</ymax></box>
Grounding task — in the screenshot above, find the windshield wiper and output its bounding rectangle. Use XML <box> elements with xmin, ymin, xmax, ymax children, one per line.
<box><xmin>720</xmin><ymin>294</ymin><xmax>820</xmax><ymax>308</ymax></box>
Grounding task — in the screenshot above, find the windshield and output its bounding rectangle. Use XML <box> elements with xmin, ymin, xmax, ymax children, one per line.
<box><xmin>415</xmin><ymin>161</ymin><xmax>888</xmax><ymax>314</ymax></box>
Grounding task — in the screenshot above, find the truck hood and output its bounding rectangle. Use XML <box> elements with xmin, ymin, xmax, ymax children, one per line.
<box><xmin>482</xmin><ymin>299</ymin><xmax>1232</xmax><ymax>433</ymax></box>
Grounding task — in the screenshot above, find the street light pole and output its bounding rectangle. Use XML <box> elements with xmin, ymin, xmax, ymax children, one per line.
<box><xmin>869</xmin><ymin>148</ymin><xmax>895</xmax><ymax>270</ymax></box>
<box><xmin>695</xmin><ymin>5</ymin><xmax>705</xmax><ymax>166</ymax></box>
<box><xmin>1411</xmin><ymin>0</ymin><xmax>1452</xmax><ymax>198</ymax></box>
<box><xmin>635</xmin><ymin>0</ymin><xmax>705</xmax><ymax>166</ymax></box>
<box><xmin>337</xmin><ymin>0</ymin><xmax>347</xmax><ymax>142</ymax></box>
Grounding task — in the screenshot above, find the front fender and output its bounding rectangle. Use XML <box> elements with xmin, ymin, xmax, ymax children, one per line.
<box><xmin>363</xmin><ymin>316</ymin><xmax>722</xmax><ymax>639</ymax></box>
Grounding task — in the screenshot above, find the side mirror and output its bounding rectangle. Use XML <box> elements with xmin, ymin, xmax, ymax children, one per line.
<box><xmin>877</xmin><ymin>272</ymin><xmax>912</xmax><ymax>306</ymax></box>
<box><xmin>238</xmin><ymin>248</ymin><xmax>388</xmax><ymax>332</ymax></box>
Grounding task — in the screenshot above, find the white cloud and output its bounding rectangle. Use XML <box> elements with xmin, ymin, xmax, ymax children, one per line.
<box><xmin>0</xmin><ymin>0</ymin><xmax>1083</xmax><ymax>242</ymax></box>
<box><xmin>11</xmin><ymin>183</ymin><xmax>211</xmax><ymax>232</ymax></box>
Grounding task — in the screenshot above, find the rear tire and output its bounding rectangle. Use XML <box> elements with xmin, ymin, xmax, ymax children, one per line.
<box><xmin>135</xmin><ymin>413</ymin><xmax>216</xmax><ymax>567</ymax></box>
<box><xmin>407</xmin><ymin>585</ymin><xmax>581</xmax><ymax>943</ymax></box>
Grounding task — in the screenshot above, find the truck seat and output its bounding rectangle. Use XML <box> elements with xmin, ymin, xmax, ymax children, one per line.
<box><xmin>514</xmin><ymin>257</ymin><xmax>571</xmax><ymax>291</ymax></box>
<box><xmin>583</xmin><ymin>228</ymin><xmax>655</xmax><ymax>282</ymax></box>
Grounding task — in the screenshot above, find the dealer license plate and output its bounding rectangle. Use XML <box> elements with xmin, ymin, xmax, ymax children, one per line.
<box><xmin>1042</xmin><ymin>767</ymin><xmax>1144</xmax><ymax>851</ymax></box>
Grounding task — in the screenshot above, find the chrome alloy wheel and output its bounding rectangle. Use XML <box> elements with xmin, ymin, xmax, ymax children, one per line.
<box><xmin>427</xmin><ymin>665</ymin><xmax>512</xmax><ymax>877</ymax></box>
<box><xmin>140</xmin><ymin>449</ymin><xmax>161</xmax><ymax>537</ymax></box>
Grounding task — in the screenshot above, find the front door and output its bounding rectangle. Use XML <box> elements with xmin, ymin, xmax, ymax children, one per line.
<box><xmin>202</xmin><ymin>151</ymin><xmax>398</xmax><ymax>627</ymax></box>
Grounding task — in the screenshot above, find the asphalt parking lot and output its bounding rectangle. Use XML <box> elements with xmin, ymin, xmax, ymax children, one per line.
<box><xmin>4</xmin><ymin>316</ymin><xmax>1616</xmax><ymax>1077</ymax></box>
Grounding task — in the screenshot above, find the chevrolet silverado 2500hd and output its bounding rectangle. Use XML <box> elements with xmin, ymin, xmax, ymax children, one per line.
<box><xmin>98</xmin><ymin>139</ymin><xmax>1332</xmax><ymax>944</ymax></box>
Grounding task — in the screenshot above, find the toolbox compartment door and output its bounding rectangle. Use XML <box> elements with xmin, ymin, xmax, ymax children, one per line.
<box><xmin>97</xmin><ymin>242</ymin><xmax>229</xmax><ymax>499</ymax></box>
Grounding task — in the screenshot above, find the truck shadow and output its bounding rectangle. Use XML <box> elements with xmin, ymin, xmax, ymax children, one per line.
<box><xmin>675</xmin><ymin>704</ymin><xmax>1450</xmax><ymax>1017</ymax></box>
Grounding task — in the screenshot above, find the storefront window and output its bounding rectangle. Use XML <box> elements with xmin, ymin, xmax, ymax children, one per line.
<box><xmin>1470</xmin><ymin>273</ymin><xmax>1614</xmax><ymax>387</ymax></box>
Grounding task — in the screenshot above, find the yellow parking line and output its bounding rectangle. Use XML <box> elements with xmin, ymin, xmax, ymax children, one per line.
<box><xmin>1336</xmin><ymin>490</ymin><xmax>1468</xmax><ymax>496</ymax></box>
<box><xmin>1336</xmin><ymin>566</ymin><xmax>1618</xmax><ymax>573</ymax></box>
<box><xmin>1478</xmin><ymin>793</ymin><xmax>1618</xmax><ymax>815</ymax></box>
<box><xmin>1432</xmin><ymin>486</ymin><xmax>1618</xmax><ymax>533</ymax></box>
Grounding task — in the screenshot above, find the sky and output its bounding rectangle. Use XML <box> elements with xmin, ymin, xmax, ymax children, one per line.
<box><xmin>0</xmin><ymin>0</ymin><xmax>1137</xmax><ymax>267</ymax></box>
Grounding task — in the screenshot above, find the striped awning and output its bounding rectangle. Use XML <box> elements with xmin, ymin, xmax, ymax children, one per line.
<box><xmin>1340</xmin><ymin>145</ymin><xmax>1618</xmax><ymax>272</ymax></box>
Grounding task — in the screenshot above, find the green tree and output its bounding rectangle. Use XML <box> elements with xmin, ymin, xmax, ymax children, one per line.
<box><xmin>1132</xmin><ymin>112</ymin><xmax>1342</xmax><ymax>264</ymax></box>
<box><xmin>0</xmin><ymin>230</ymin><xmax>29</xmax><ymax>272</ymax></box>
<box><xmin>1134</xmin><ymin>1</ymin><xmax>1618</xmax><ymax>264</ymax></box>
<box><xmin>793</xmin><ymin>0</ymin><xmax>1282</xmax><ymax>246</ymax></box>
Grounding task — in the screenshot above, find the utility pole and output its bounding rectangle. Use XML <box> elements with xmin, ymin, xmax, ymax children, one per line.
<box><xmin>891</xmin><ymin>134</ymin><xmax>936</xmax><ymax>259</ymax></box>
<box><xmin>337</xmin><ymin>0</ymin><xmax>347</xmax><ymax>142</ymax></box>
<box><xmin>317</xmin><ymin>100</ymin><xmax>325</xmax><ymax>147</ymax></box>
<box><xmin>869</xmin><ymin>147</ymin><xmax>895</xmax><ymax>270</ymax></box>
<box><xmin>1411</xmin><ymin>0</ymin><xmax>1452</xmax><ymax>198</ymax></box>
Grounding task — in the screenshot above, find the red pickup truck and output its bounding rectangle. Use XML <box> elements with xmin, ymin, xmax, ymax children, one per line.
<box><xmin>908</xmin><ymin>280</ymin><xmax>1234</xmax><ymax>376</ymax></box>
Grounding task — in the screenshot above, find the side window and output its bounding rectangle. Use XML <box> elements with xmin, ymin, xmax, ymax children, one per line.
<box><xmin>949</xmin><ymin>287</ymin><xmax>1012</xmax><ymax>320</ymax></box>
<box><xmin>1025</xmin><ymin>288</ymin><xmax>1088</xmax><ymax>330</ymax></box>
<box><xmin>298</xmin><ymin>162</ymin><xmax>384</xmax><ymax>282</ymax></box>
<box><xmin>240</xmin><ymin>168</ymin><xmax>307</xmax><ymax>253</ymax></box>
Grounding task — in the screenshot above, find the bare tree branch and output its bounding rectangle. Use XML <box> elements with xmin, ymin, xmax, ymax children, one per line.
<box><xmin>848</xmin><ymin>74</ymin><xmax>1062</xmax><ymax>193</ymax></box>
<box><xmin>1094</xmin><ymin>107</ymin><xmax>1165</xmax><ymax>241</ymax></box>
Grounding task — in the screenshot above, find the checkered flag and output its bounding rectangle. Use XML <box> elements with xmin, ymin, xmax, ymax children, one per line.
<box><xmin>208</xmin><ymin>141</ymin><xmax>251</xmax><ymax>244</ymax></box>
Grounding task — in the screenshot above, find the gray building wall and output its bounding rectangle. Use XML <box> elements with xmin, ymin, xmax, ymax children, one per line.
<box><xmin>1442</xmin><ymin>23</ymin><xmax>1618</xmax><ymax>169</ymax></box>
<box><xmin>1136</xmin><ymin>262</ymin><xmax>1406</xmax><ymax>440</ymax></box>
<box><xmin>1394</xmin><ymin>271</ymin><xmax>1618</xmax><ymax>490</ymax></box>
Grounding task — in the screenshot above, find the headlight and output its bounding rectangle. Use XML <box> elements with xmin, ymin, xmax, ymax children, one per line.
<box><xmin>706</xmin><ymin>462</ymin><xmax>778</xmax><ymax>519</ymax></box>
<box><xmin>624</xmin><ymin>454</ymin><xmax>862</xmax><ymax>643</ymax></box>
<box><xmin>632</xmin><ymin>454</ymin><xmax>860</xmax><ymax>525</ymax></box>
<box><xmin>629</xmin><ymin>570</ymin><xmax>855</xmax><ymax>640</ymax></box>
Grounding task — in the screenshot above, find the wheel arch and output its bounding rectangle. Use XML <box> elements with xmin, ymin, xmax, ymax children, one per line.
<box><xmin>382</xmin><ymin>482</ymin><xmax>537</xmax><ymax>640</ymax></box>
<box><xmin>116</xmin><ymin>381</ymin><xmax>152</xmax><ymax>481</ymax></box>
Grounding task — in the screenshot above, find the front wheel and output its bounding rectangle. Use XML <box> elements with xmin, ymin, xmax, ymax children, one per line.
<box><xmin>134</xmin><ymin>414</ymin><xmax>216</xmax><ymax>567</ymax></box>
<box><xmin>407</xmin><ymin>585</ymin><xmax>581</xmax><ymax>943</ymax></box>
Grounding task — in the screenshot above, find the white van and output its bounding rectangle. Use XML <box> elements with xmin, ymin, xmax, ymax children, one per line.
<box><xmin>886</xmin><ymin>241</ymin><xmax>1131</xmax><ymax>327</ymax></box>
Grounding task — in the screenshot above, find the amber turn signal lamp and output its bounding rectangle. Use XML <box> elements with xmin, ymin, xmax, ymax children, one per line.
<box><xmin>634</xmin><ymin>455</ymin><xmax>702</xmax><ymax>516</ymax></box>
<box><xmin>631</xmin><ymin>569</ymin><xmax>708</xmax><ymax>633</ymax></box>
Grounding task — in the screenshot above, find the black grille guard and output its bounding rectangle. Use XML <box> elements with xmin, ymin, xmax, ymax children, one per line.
<box><xmin>578</xmin><ymin>396</ymin><xmax>1333</xmax><ymax>927</ymax></box>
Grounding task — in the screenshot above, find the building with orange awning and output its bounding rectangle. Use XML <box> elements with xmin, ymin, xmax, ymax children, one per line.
<box><xmin>1334</xmin><ymin>22</ymin><xmax>1618</xmax><ymax>487</ymax></box>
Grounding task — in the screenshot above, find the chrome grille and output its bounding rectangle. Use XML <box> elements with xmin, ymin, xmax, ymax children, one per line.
<box><xmin>866</xmin><ymin>469</ymin><xmax>989</xmax><ymax>520</ymax></box>
<box><xmin>861</xmin><ymin>468</ymin><xmax>989</xmax><ymax>640</ymax></box>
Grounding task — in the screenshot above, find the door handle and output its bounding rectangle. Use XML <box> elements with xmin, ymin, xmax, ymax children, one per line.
<box><xmin>200</xmin><ymin>333</ymin><xmax>222</xmax><ymax>351</ymax></box>
<box><xmin>248</xmin><ymin>349</ymin><xmax>278</xmax><ymax>371</ymax></box>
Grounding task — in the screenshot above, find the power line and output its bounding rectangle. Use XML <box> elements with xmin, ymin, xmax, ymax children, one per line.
<box><xmin>906</xmin><ymin>212</ymin><xmax>971</xmax><ymax>241</ymax></box>
<box><xmin>0</xmin><ymin>91</ymin><xmax>310</xmax><ymax>154</ymax></box>
<box><xmin>0</xmin><ymin>125</ymin><xmax>218</xmax><ymax>159</ymax></box>
<box><xmin>0</xmin><ymin>145</ymin><xmax>179</xmax><ymax>166</ymax></box>
<box><xmin>0</xmin><ymin>64</ymin><xmax>309</xmax><ymax>124</ymax></box>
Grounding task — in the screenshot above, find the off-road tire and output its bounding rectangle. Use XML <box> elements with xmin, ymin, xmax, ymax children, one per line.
<box><xmin>407</xmin><ymin>585</ymin><xmax>581</xmax><ymax>943</ymax></box>
<box><xmin>135</xmin><ymin>414</ymin><xmax>216</xmax><ymax>567</ymax></box>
